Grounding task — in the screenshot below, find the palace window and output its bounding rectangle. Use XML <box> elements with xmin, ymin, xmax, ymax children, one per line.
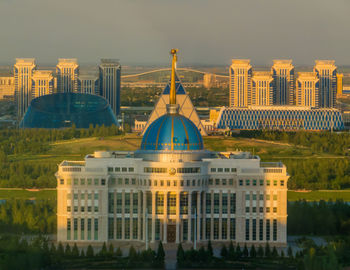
<box><xmin>246</xmin><ymin>207</ymin><xmax>250</xmax><ymax>213</ymax></box>
<box><xmin>192</xmin><ymin>180</ymin><xmax>195</xmax><ymax>186</ymax></box>
<box><xmin>108</xmin><ymin>167</ymin><xmax>113</xmax><ymax>172</ymax></box>
<box><xmin>118</xmin><ymin>178</ymin><xmax>122</xmax><ymax>185</ymax></box>
<box><xmin>273</xmin><ymin>207</ymin><xmax>277</xmax><ymax>213</ymax></box>
<box><xmin>253</xmin><ymin>180</ymin><xmax>257</xmax><ymax>186</ymax></box>
<box><xmin>87</xmin><ymin>219</ymin><xmax>92</xmax><ymax>240</ymax></box>
<box><xmin>81</xmin><ymin>193</ymin><xmax>85</xmax><ymax>200</ymax></box>
<box><xmin>259</xmin><ymin>194</ymin><xmax>264</xmax><ymax>200</ymax></box>
<box><xmin>128</xmin><ymin>167</ymin><xmax>134</xmax><ymax>172</ymax></box>
<box><xmin>266</xmin><ymin>180</ymin><xmax>270</xmax><ymax>186</ymax></box>
<box><xmin>214</xmin><ymin>193</ymin><xmax>220</xmax><ymax>214</ymax></box>
<box><xmin>215</xmin><ymin>179</ymin><xmax>220</xmax><ymax>185</ymax></box>
<box><xmin>210</xmin><ymin>168</ymin><xmax>216</xmax><ymax>172</ymax></box>
<box><xmin>94</xmin><ymin>179</ymin><xmax>99</xmax><ymax>185</ymax></box>
<box><xmin>125</xmin><ymin>178</ymin><xmax>129</xmax><ymax>185</ymax></box>
<box><xmin>273</xmin><ymin>180</ymin><xmax>277</xmax><ymax>186</ymax></box>
<box><xmin>60</xmin><ymin>179</ymin><xmax>64</xmax><ymax>185</ymax></box>
<box><xmin>81</xmin><ymin>219</ymin><xmax>85</xmax><ymax>240</ymax></box>
<box><xmin>245</xmin><ymin>180</ymin><xmax>250</xmax><ymax>186</ymax></box>
<box><xmin>101</xmin><ymin>179</ymin><xmax>106</xmax><ymax>186</ymax></box>
<box><xmin>122</xmin><ymin>167</ymin><xmax>127</xmax><ymax>172</ymax></box>
<box><xmin>133</xmin><ymin>218</ymin><xmax>138</xmax><ymax>239</ymax></box>
<box><xmin>214</xmin><ymin>219</ymin><xmax>219</xmax><ymax>239</ymax></box>
<box><xmin>259</xmin><ymin>179</ymin><xmax>264</xmax><ymax>186</ymax></box>
<box><xmin>222</xmin><ymin>179</ymin><xmax>227</xmax><ymax>185</ymax></box>
<box><xmin>67</xmin><ymin>219</ymin><xmax>71</xmax><ymax>240</ymax></box>
<box><xmin>205</xmin><ymin>219</ymin><xmax>211</xmax><ymax>240</ymax></box>
<box><xmin>74</xmin><ymin>218</ymin><xmax>78</xmax><ymax>240</ymax></box>
<box><xmin>222</xmin><ymin>194</ymin><xmax>228</xmax><ymax>214</ymax></box>
<box><xmin>222</xmin><ymin>218</ymin><xmax>227</xmax><ymax>239</ymax></box>
<box><xmin>259</xmin><ymin>219</ymin><xmax>263</xmax><ymax>241</ymax></box>
<box><xmin>93</xmin><ymin>219</ymin><xmax>98</xmax><ymax>240</ymax></box>
<box><xmin>156</xmin><ymin>193</ymin><xmax>164</xmax><ymax>214</ymax></box>
<box><xmin>74</xmin><ymin>206</ymin><xmax>78</xmax><ymax>212</ymax></box>
<box><xmin>108</xmin><ymin>218</ymin><xmax>114</xmax><ymax>240</ymax></box>
<box><xmin>280</xmin><ymin>180</ymin><xmax>284</xmax><ymax>186</ymax></box>
<box><xmin>239</xmin><ymin>180</ymin><xmax>243</xmax><ymax>186</ymax></box>
<box><xmin>67</xmin><ymin>206</ymin><xmax>71</xmax><ymax>212</ymax></box>
<box><xmin>273</xmin><ymin>219</ymin><xmax>277</xmax><ymax>241</ymax></box>
<box><xmin>133</xmin><ymin>194</ymin><xmax>138</xmax><ymax>214</ymax></box>
<box><xmin>266</xmin><ymin>219</ymin><xmax>270</xmax><ymax>241</ymax></box>
<box><xmin>94</xmin><ymin>206</ymin><xmax>98</xmax><ymax>212</ymax></box>
<box><xmin>252</xmin><ymin>194</ymin><xmax>257</xmax><ymax>200</ymax></box>
<box><xmin>224</xmin><ymin>168</ymin><xmax>230</xmax><ymax>172</ymax></box>
<box><xmin>230</xmin><ymin>193</ymin><xmax>236</xmax><ymax>214</ymax></box>
<box><xmin>259</xmin><ymin>207</ymin><xmax>263</xmax><ymax>213</ymax></box>
<box><xmin>218</xmin><ymin>168</ymin><xmax>223</xmax><ymax>172</ymax></box>
<box><xmin>245</xmin><ymin>194</ymin><xmax>250</xmax><ymax>200</ymax></box>
<box><xmin>206</xmin><ymin>193</ymin><xmax>211</xmax><ymax>214</ymax></box>
<box><xmin>180</xmin><ymin>192</ymin><xmax>188</xmax><ymax>215</ymax></box>
<box><xmin>125</xmin><ymin>193</ymin><xmax>130</xmax><ymax>214</ymax></box>
<box><xmin>87</xmin><ymin>178</ymin><xmax>92</xmax><ymax>185</ymax></box>
<box><xmin>252</xmin><ymin>207</ymin><xmax>256</xmax><ymax>213</ymax></box>
<box><xmin>125</xmin><ymin>219</ymin><xmax>130</xmax><ymax>239</ymax></box>
<box><xmin>245</xmin><ymin>219</ymin><xmax>249</xmax><ymax>241</ymax></box>
<box><xmin>168</xmin><ymin>193</ymin><xmax>176</xmax><ymax>215</ymax></box>
<box><xmin>115</xmin><ymin>167</ymin><xmax>120</xmax><ymax>172</ymax></box>
<box><xmin>273</xmin><ymin>195</ymin><xmax>278</xmax><ymax>200</ymax></box>
<box><xmin>74</xmin><ymin>193</ymin><xmax>78</xmax><ymax>200</ymax></box>
<box><xmin>183</xmin><ymin>220</ymin><xmax>188</xmax><ymax>241</ymax></box>
<box><xmin>132</xmin><ymin>178</ymin><xmax>136</xmax><ymax>185</ymax></box>
<box><xmin>230</xmin><ymin>218</ymin><xmax>235</xmax><ymax>240</ymax></box>
<box><xmin>266</xmin><ymin>194</ymin><xmax>270</xmax><ymax>200</ymax></box>
<box><xmin>73</xmin><ymin>179</ymin><xmax>78</xmax><ymax>185</ymax></box>
<box><xmin>155</xmin><ymin>219</ymin><xmax>161</xmax><ymax>240</ymax></box>
<box><xmin>81</xmin><ymin>207</ymin><xmax>84</xmax><ymax>212</ymax></box>
<box><xmin>209</xmin><ymin>179</ymin><xmax>213</xmax><ymax>185</ymax></box>
<box><xmin>229</xmin><ymin>179</ymin><xmax>233</xmax><ymax>185</ymax></box>
<box><xmin>266</xmin><ymin>207</ymin><xmax>270</xmax><ymax>213</ymax></box>
<box><xmin>252</xmin><ymin>219</ymin><xmax>256</xmax><ymax>241</ymax></box>
<box><xmin>116</xmin><ymin>193</ymin><xmax>122</xmax><ymax>213</ymax></box>
<box><xmin>116</xmin><ymin>218</ymin><xmax>122</xmax><ymax>239</ymax></box>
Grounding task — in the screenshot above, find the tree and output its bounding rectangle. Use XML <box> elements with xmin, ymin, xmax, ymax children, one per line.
<box><xmin>64</xmin><ymin>244</ymin><xmax>71</xmax><ymax>257</ymax></box>
<box><xmin>128</xmin><ymin>245</ymin><xmax>137</xmax><ymax>260</ymax></box>
<box><xmin>243</xmin><ymin>244</ymin><xmax>249</xmax><ymax>257</ymax></box>
<box><xmin>86</xmin><ymin>245</ymin><xmax>94</xmax><ymax>257</ymax></box>
<box><xmin>250</xmin><ymin>245</ymin><xmax>257</xmax><ymax>258</ymax></box>
<box><xmin>228</xmin><ymin>241</ymin><xmax>235</xmax><ymax>260</ymax></box>
<box><xmin>156</xmin><ymin>241</ymin><xmax>165</xmax><ymax>266</ymax></box>
<box><xmin>272</xmin><ymin>246</ymin><xmax>278</xmax><ymax>258</ymax></box>
<box><xmin>288</xmin><ymin>246</ymin><xmax>293</xmax><ymax>259</ymax></box>
<box><xmin>207</xmin><ymin>240</ymin><xmax>213</xmax><ymax>258</ymax></box>
<box><xmin>220</xmin><ymin>244</ymin><xmax>228</xmax><ymax>259</ymax></box>
<box><xmin>257</xmin><ymin>245</ymin><xmax>264</xmax><ymax>258</ymax></box>
<box><xmin>236</xmin><ymin>244</ymin><xmax>242</xmax><ymax>259</ymax></box>
<box><xmin>116</xmin><ymin>247</ymin><xmax>122</xmax><ymax>257</ymax></box>
<box><xmin>57</xmin><ymin>242</ymin><xmax>64</xmax><ymax>257</ymax></box>
<box><xmin>198</xmin><ymin>246</ymin><xmax>207</xmax><ymax>262</ymax></box>
<box><xmin>265</xmin><ymin>243</ymin><xmax>271</xmax><ymax>258</ymax></box>
<box><xmin>280</xmin><ymin>250</ymin><xmax>285</xmax><ymax>258</ymax></box>
<box><xmin>176</xmin><ymin>243</ymin><xmax>185</xmax><ymax>267</ymax></box>
<box><xmin>99</xmin><ymin>242</ymin><xmax>108</xmax><ymax>258</ymax></box>
<box><xmin>72</xmin><ymin>243</ymin><xmax>79</xmax><ymax>257</ymax></box>
<box><xmin>80</xmin><ymin>249</ymin><xmax>85</xmax><ymax>257</ymax></box>
<box><xmin>108</xmin><ymin>243</ymin><xmax>114</xmax><ymax>257</ymax></box>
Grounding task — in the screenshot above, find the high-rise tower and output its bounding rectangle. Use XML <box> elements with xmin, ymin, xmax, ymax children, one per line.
<box><xmin>229</xmin><ymin>59</ymin><xmax>252</xmax><ymax>107</ymax></box>
<box><xmin>296</xmin><ymin>72</ymin><xmax>319</xmax><ymax>107</ymax></box>
<box><xmin>32</xmin><ymin>70</ymin><xmax>54</xmax><ymax>98</ymax></box>
<box><xmin>271</xmin><ymin>60</ymin><xmax>295</xmax><ymax>105</ymax></box>
<box><xmin>314</xmin><ymin>60</ymin><xmax>337</xmax><ymax>108</ymax></box>
<box><xmin>99</xmin><ymin>59</ymin><xmax>121</xmax><ymax>116</ymax></box>
<box><xmin>14</xmin><ymin>58</ymin><xmax>36</xmax><ymax>119</ymax></box>
<box><xmin>56</xmin><ymin>59</ymin><xmax>79</xmax><ymax>93</ymax></box>
<box><xmin>251</xmin><ymin>71</ymin><xmax>274</xmax><ymax>106</ymax></box>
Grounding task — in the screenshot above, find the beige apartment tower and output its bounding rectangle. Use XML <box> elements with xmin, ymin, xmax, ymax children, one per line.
<box><xmin>296</xmin><ymin>72</ymin><xmax>319</xmax><ymax>107</ymax></box>
<box><xmin>251</xmin><ymin>72</ymin><xmax>274</xmax><ymax>106</ymax></box>
<box><xmin>229</xmin><ymin>60</ymin><xmax>252</xmax><ymax>107</ymax></box>
<box><xmin>271</xmin><ymin>60</ymin><xmax>295</xmax><ymax>105</ymax></box>
<box><xmin>14</xmin><ymin>58</ymin><xmax>36</xmax><ymax>119</ymax></box>
<box><xmin>56</xmin><ymin>59</ymin><xmax>79</xmax><ymax>93</ymax></box>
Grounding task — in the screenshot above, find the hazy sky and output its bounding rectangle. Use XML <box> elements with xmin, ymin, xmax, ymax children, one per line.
<box><xmin>0</xmin><ymin>0</ymin><xmax>349</xmax><ymax>66</ymax></box>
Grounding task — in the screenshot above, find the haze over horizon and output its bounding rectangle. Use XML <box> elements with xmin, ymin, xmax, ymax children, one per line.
<box><xmin>0</xmin><ymin>0</ymin><xmax>349</xmax><ymax>66</ymax></box>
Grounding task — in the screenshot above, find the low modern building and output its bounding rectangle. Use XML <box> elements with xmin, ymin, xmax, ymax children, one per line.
<box><xmin>0</xmin><ymin>76</ymin><xmax>15</xmax><ymax>99</ymax></box>
<box><xmin>56</xmin><ymin>50</ymin><xmax>288</xmax><ymax>248</ymax></box>
<box><xmin>216</xmin><ymin>106</ymin><xmax>344</xmax><ymax>131</ymax></box>
<box><xmin>20</xmin><ymin>92</ymin><xmax>118</xmax><ymax>129</ymax></box>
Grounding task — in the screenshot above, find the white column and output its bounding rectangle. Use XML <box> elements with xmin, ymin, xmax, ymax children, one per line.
<box><xmin>163</xmin><ymin>191</ymin><xmax>168</xmax><ymax>243</ymax></box>
<box><xmin>197</xmin><ymin>191</ymin><xmax>201</xmax><ymax>242</ymax></box>
<box><xmin>151</xmin><ymin>191</ymin><xmax>156</xmax><ymax>243</ymax></box>
<box><xmin>138</xmin><ymin>191</ymin><xmax>141</xmax><ymax>240</ymax></box>
<box><xmin>143</xmin><ymin>191</ymin><xmax>147</xmax><ymax>241</ymax></box>
<box><xmin>188</xmin><ymin>192</ymin><xmax>192</xmax><ymax>242</ymax></box>
<box><xmin>176</xmin><ymin>192</ymin><xmax>180</xmax><ymax>243</ymax></box>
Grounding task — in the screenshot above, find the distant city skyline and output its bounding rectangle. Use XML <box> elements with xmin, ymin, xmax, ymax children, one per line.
<box><xmin>0</xmin><ymin>0</ymin><xmax>349</xmax><ymax>65</ymax></box>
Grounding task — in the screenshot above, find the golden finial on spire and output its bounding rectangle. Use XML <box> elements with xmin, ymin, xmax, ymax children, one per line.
<box><xmin>169</xmin><ymin>49</ymin><xmax>178</xmax><ymax>105</ymax></box>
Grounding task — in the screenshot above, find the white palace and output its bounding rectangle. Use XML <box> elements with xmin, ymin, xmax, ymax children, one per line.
<box><xmin>56</xmin><ymin>50</ymin><xmax>289</xmax><ymax>247</ymax></box>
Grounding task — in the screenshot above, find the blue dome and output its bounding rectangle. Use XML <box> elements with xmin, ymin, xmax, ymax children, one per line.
<box><xmin>141</xmin><ymin>114</ymin><xmax>204</xmax><ymax>151</ymax></box>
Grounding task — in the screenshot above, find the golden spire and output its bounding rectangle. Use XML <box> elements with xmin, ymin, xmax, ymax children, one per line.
<box><xmin>170</xmin><ymin>49</ymin><xmax>178</xmax><ymax>105</ymax></box>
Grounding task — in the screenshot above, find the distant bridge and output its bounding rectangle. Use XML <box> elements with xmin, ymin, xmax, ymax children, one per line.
<box><xmin>121</xmin><ymin>68</ymin><xmax>229</xmax><ymax>79</ymax></box>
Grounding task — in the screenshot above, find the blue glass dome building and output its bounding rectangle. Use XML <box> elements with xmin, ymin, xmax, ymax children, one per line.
<box><xmin>20</xmin><ymin>93</ymin><xmax>118</xmax><ymax>129</ymax></box>
<box><xmin>141</xmin><ymin>113</ymin><xmax>203</xmax><ymax>151</ymax></box>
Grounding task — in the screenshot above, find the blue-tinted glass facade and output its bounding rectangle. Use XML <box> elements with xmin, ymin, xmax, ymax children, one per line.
<box><xmin>20</xmin><ymin>93</ymin><xmax>118</xmax><ymax>129</ymax></box>
<box><xmin>217</xmin><ymin>107</ymin><xmax>344</xmax><ymax>131</ymax></box>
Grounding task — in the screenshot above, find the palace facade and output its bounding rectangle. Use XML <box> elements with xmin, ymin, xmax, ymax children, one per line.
<box><xmin>56</xmin><ymin>50</ymin><xmax>289</xmax><ymax>247</ymax></box>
